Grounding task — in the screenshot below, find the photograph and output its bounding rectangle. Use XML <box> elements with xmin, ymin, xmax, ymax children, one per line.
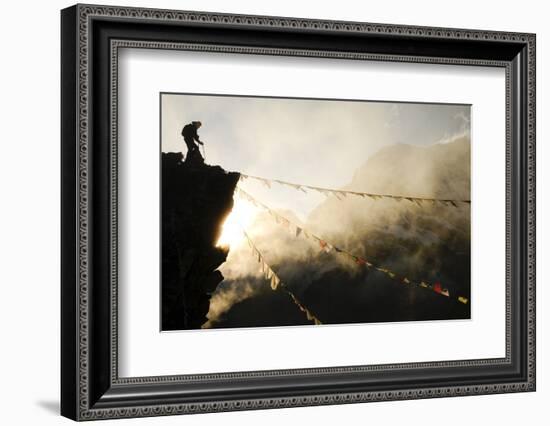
<box><xmin>160</xmin><ymin>93</ymin><xmax>472</xmax><ymax>331</ymax></box>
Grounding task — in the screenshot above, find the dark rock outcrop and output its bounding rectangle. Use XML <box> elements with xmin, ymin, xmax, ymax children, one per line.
<box><xmin>161</xmin><ymin>152</ymin><xmax>240</xmax><ymax>330</ymax></box>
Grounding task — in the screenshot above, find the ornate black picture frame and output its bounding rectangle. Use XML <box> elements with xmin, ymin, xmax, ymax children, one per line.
<box><xmin>61</xmin><ymin>4</ymin><xmax>536</xmax><ymax>421</ymax></box>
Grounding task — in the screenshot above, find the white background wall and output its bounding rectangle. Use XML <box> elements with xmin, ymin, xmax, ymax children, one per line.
<box><xmin>0</xmin><ymin>0</ymin><xmax>546</xmax><ymax>424</ymax></box>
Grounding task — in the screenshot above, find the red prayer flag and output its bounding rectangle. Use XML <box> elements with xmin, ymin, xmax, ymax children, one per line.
<box><xmin>433</xmin><ymin>282</ymin><xmax>449</xmax><ymax>296</ymax></box>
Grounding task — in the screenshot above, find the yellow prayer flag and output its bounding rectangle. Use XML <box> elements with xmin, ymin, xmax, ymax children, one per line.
<box><xmin>270</xmin><ymin>275</ymin><xmax>280</xmax><ymax>290</ymax></box>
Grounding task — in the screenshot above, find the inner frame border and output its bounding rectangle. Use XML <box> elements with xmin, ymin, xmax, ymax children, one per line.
<box><xmin>111</xmin><ymin>41</ymin><xmax>510</xmax><ymax>383</ymax></box>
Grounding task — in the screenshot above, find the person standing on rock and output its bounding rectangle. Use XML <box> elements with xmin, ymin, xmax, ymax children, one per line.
<box><xmin>181</xmin><ymin>121</ymin><xmax>205</xmax><ymax>163</ymax></box>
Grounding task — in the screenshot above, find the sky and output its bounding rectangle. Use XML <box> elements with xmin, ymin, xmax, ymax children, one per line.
<box><xmin>161</xmin><ymin>93</ymin><xmax>470</xmax><ymax>221</ymax></box>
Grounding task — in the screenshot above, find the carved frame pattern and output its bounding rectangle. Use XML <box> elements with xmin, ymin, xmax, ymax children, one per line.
<box><xmin>61</xmin><ymin>4</ymin><xmax>536</xmax><ymax>421</ymax></box>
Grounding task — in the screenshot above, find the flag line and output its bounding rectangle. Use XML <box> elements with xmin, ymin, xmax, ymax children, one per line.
<box><xmin>238</xmin><ymin>173</ymin><xmax>471</xmax><ymax>206</ymax></box>
<box><xmin>236</xmin><ymin>186</ymin><xmax>469</xmax><ymax>305</ymax></box>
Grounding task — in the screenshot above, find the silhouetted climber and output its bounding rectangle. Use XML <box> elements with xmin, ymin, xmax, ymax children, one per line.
<box><xmin>181</xmin><ymin>121</ymin><xmax>205</xmax><ymax>164</ymax></box>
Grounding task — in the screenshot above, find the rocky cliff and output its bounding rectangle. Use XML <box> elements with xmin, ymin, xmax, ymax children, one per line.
<box><xmin>161</xmin><ymin>152</ymin><xmax>240</xmax><ymax>330</ymax></box>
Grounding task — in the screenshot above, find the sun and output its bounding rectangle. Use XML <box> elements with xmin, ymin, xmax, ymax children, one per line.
<box><xmin>216</xmin><ymin>195</ymin><xmax>257</xmax><ymax>248</ymax></box>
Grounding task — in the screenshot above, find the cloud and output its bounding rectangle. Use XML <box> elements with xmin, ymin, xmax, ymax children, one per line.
<box><xmin>204</xmin><ymin>136</ymin><xmax>471</xmax><ymax>328</ymax></box>
<box><xmin>437</xmin><ymin>111</ymin><xmax>471</xmax><ymax>145</ymax></box>
<box><xmin>203</xmin><ymin>280</ymin><xmax>256</xmax><ymax>328</ymax></box>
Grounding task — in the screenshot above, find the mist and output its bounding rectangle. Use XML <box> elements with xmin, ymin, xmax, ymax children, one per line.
<box><xmin>206</xmin><ymin>136</ymin><xmax>471</xmax><ymax>328</ymax></box>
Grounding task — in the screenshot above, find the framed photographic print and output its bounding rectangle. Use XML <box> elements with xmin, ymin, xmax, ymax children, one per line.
<box><xmin>61</xmin><ymin>4</ymin><xmax>536</xmax><ymax>421</ymax></box>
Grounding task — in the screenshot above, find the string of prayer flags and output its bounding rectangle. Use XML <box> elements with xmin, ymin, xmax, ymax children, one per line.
<box><xmin>242</xmin><ymin>230</ymin><xmax>322</xmax><ymax>325</ymax></box>
<box><xmin>288</xmin><ymin>293</ymin><xmax>322</xmax><ymax>325</ymax></box>
<box><xmin>238</xmin><ymin>173</ymin><xmax>470</xmax><ymax>206</ymax></box>
<box><xmin>236</xmin><ymin>186</ymin><xmax>469</xmax><ymax>306</ymax></box>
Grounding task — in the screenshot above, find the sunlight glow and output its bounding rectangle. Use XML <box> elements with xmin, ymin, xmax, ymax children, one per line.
<box><xmin>216</xmin><ymin>196</ymin><xmax>257</xmax><ymax>248</ymax></box>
